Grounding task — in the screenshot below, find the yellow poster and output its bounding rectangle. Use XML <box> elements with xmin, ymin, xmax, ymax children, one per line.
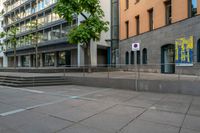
<box><xmin>175</xmin><ymin>36</ymin><xmax>194</xmax><ymax>66</ymax></box>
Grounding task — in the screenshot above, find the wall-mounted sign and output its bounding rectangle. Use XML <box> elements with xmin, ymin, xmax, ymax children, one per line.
<box><xmin>132</xmin><ymin>43</ymin><xmax>140</xmax><ymax>51</ymax></box>
<box><xmin>175</xmin><ymin>36</ymin><xmax>194</xmax><ymax>66</ymax></box>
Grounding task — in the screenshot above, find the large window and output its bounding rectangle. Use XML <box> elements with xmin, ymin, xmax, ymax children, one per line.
<box><xmin>137</xmin><ymin>51</ymin><xmax>140</xmax><ymax>64</ymax></box>
<box><xmin>131</xmin><ymin>51</ymin><xmax>134</xmax><ymax>64</ymax></box>
<box><xmin>148</xmin><ymin>8</ymin><xmax>154</xmax><ymax>31</ymax></box>
<box><xmin>189</xmin><ymin>0</ymin><xmax>197</xmax><ymax>17</ymax></box>
<box><xmin>51</xmin><ymin>25</ymin><xmax>61</xmax><ymax>40</ymax></box>
<box><xmin>44</xmin><ymin>28</ymin><xmax>52</xmax><ymax>41</ymax></box>
<box><xmin>125</xmin><ymin>21</ymin><xmax>129</xmax><ymax>38</ymax></box>
<box><xmin>126</xmin><ymin>0</ymin><xmax>129</xmax><ymax>9</ymax></box>
<box><xmin>197</xmin><ymin>39</ymin><xmax>200</xmax><ymax>62</ymax></box>
<box><xmin>142</xmin><ymin>48</ymin><xmax>147</xmax><ymax>64</ymax></box>
<box><xmin>44</xmin><ymin>53</ymin><xmax>55</xmax><ymax>66</ymax></box>
<box><xmin>135</xmin><ymin>15</ymin><xmax>140</xmax><ymax>35</ymax></box>
<box><xmin>165</xmin><ymin>0</ymin><xmax>172</xmax><ymax>25</ymax></box>
<box><xmin>125</xmin><ymin>51</ymin><xmax>129</xmax><ymax>64</ymax></box>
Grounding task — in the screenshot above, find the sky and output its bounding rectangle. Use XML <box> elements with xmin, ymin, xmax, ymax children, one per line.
<box><xmin>192</xmin><ymin>0</ymin><xmax>197</xmax><ymax>8</ymax></box>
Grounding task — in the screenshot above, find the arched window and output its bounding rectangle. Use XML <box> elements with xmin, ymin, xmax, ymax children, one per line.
<box><xmin>125</xmin><ymin>51</ymin><xmax>129</xmax><ymax>64</ymax></box>
<box><xmin>131</xmin><ymin>51</ymin><xmax>134</xmax><ymax>64</ymax></box>
<box><xmin>137</xmin><ymin>51</ymin><xmax>140</xmax><ymax>64</ymax></box>
<box><xmin>142</xmin><ymin>48</ymin><xmax>147</xmax><ymax>64</ymax></box>
<box><xmin>197</xmin><ymin>39</ymin><xmax>200</xmax><ymax>62</ymax></box>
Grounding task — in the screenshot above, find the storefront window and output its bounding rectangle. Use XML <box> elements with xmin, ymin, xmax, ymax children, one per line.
<box><xmin>58</xmin><ymin>51</ymin><xmax>66</xmax><ymax>66</ymax></box>
<box><xmin>44</xmin><ymin>53</ymin><xmax>55</xmax><ymax>66</ymax></box>
<box><xmin>21</xmin><ymin>55</ymin><xmax>30</xmax><ymax>67</ymax></box>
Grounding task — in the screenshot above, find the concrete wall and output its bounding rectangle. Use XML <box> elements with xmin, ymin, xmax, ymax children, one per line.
<box><xmin>66</xmin><ymin>76</ymin><xmax>200</xmax><ymax>96</ymax></box>
<box><xmin>119</xmin><ymin>15</ymin><xmax>200</xmax><ymax>74</ymax></box>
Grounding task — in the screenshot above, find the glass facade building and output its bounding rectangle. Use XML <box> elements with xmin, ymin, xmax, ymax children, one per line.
<box><xmin>3</xmin><ymin>0</ymin><xmax>78</xmax><ymax>67</ymax></box>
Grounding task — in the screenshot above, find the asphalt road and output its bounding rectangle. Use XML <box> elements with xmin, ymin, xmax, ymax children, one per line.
<box><xmin>0</xmin><ymin>85</ymin><xmax>199</xmax><ymax>133</ymax></box>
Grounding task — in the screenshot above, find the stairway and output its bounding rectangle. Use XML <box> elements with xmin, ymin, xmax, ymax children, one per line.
<box><xmin>0</xmin><ymin>76</ymin><xmax>71</xmax><ymax>87</ymax></box>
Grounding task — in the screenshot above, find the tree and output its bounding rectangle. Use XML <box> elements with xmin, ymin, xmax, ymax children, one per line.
<box><xmin>0</xmin><ymin>26</ymin><xmax>19</xmax><ymax>68</ymax></box>
<box><xmin>26</xmin><ymin>20</ymin><xmax>41</xmax><ymax>68</ymax></box>
<box><xmin>54</xmin><ymin>0</ymin><xmax>109</xmax><ymax>70</ymax></box>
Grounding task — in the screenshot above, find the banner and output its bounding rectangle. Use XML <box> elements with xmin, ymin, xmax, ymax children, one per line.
<box><xmin>175</xmin><ymin>36</ymin><xmax>194</xmax><ymax>66</ymax></box>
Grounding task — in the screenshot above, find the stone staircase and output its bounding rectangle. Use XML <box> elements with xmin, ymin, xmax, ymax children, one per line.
<box><xmin>0</xmin><ymin>76</ymin><xmax>70</xmax><ymax>87</ymax></box>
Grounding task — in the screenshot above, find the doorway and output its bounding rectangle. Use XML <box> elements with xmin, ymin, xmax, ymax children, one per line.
<box><xmin>161</xmin><ymin>44</ymin><xmax>175</xmax><ymax>73</ymax></box>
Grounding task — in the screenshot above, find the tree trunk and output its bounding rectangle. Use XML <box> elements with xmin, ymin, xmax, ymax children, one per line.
<box><xmin>87</xmin><ymin>42</ymin><xmax>91</xmax><ymax>72</ymax></box>
<box><xmin>35</xmin><ymin>44</ymin><xmax>38</xmax><ymax>68</ymax></box>
<box><xmin>14</xmin><ymin>44</ymin><xmax>16</xmax><ymax>69</ymax></box>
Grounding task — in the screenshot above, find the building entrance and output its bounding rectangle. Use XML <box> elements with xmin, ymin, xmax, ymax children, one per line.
<box><xmin>161</xmin><ymin>44</ymin><xmax>175</xmax><ymax>73</ymax></box>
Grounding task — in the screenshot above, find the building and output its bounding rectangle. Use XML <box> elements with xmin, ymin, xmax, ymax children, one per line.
<box><xmin>119</xmin><ymin>0</ymin><xmax>200</xmax><ymax>74</ymax></box>
<box><xmin>2</xmin><ymin>0</ymin><xmax>111</xmax><ymax>67</ymax></box>
<box><xmin>0</xmin><ymin>0</ymin><xmax>7</xmax><ymax>67</ymax></box>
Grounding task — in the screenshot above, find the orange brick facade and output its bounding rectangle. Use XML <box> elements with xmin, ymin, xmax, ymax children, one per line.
<box><xmin>120</xmin><ymin>0</ymin><xmax>200</xmax><ymax>40</ymax></box>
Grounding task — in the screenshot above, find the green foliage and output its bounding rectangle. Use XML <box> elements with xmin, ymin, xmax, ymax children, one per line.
<box><xmin>0</xmin><ymin>25</ymin><xmax>19</xmax><ymax>47</ymax></box>
<box><xmin>54</xmin><ymin>0</ymin><xmax>109</xmax><ymax>45</ymax></box>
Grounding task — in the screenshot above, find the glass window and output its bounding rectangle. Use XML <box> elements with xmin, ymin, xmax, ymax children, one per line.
<box><xmin>148</xmin><ymin>9</ymin><xmax>153</xmax><ymax>31</ymax></box>
<box><xmin>137</xmin><ymin>51</ymin><xmax>140</xmax><ymax>64</ymax></box>
<box><xmin>58</xmin><ymin>51</ymin><xmax>66</xmax><ymax>65</ymax></box>
<box><xmin>142</xmin><ymin>48</ymin><xmax>147</xmax><ymax>64</ymax></box>
<box><xmin>135</xmin><ymin>15</ymin><xmax>140</xmax><ymax>35</ymax></box>
<box><xmin>165</xmin><ymin>0</ymin><xmax>172</xmax><ymax>25</ymax></box>
<box><xmin>44</xmin><ymin>28</ymin><xmax>52</xmax><ymax>41</ymax></box>
<box><xmin>125</xmin><ymin>51</ymin><xmax>129</xmax><ymax>65</ymax></box>
<box><xmin>125</xmin><ymin>21</ymin><xmax>129</xmax><ymax>38</ymax></box>
<box><xmin>51</xmin><ymin>25</ymin><xmax>61</xmax><ymax>40</ymax></box>
<box><xmin>44</xmin><ymin>53</ymin><xmax>55</xmax><ymax>66</ymax></box>
<box><xmin>131</xmin><ymin>51</ymin><xmax>134</xmax><ymax>64</ymax></box>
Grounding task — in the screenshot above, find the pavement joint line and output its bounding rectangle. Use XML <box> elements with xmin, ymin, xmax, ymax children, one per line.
<box><xmin>0</xmin><ymin>109</ymin><xmax>26</xmax><ymax>116</ymax></box>
<box><xmin>118</xmin><ymin>94</ymin><xmax>171</xmax><ymax>132</ymax></box>
<box><xmin>0</xmin><ymin>98</ymin><xmax>68</xmax><ymax>117</ymax></box>
<box><xmin>178</xmin><ymin>97</ymin><xmax>194</xmax><ymax>133</ymax></box>
<box><xmin>3</xmin><ymin>86</ymin><xmax>44</xmax><ymax>94</ymax></box>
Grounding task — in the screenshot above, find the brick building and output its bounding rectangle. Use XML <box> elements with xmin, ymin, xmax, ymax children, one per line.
<box><xmin>119</xmin><ymin>0</ymin><xmax>200</xmax><ymax>74</ymax></box>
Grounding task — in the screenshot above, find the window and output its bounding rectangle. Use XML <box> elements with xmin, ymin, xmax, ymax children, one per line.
<box><xmin>125</xmin><ymin>21</ymin><xmax>129</xmax><ymax>38</ymax></box>
<box><xmin>131</xmin><ymin>51</ymin><xmax>134</xmax><ymax>64</ymax></box>
<box><xmin>165</xmin><ymin>0</ymin><xmax>172</xmax><ymax>25</ymax></box>
<box><xmin>44</xmin><ymin>52</ymin><xmax>55</xmax><ymax>66</ymax></box>
<box><xmin>51</xmin><ymin>25</ymin><xmax>61</xmax><ymax>40</ymax></box>
<box><xmin>148</xmin><ymin>9</ymin><xmax>154</xmax><ymax>31</ymax></box>
<box><xmin>188</xmin><ymin>0</ymin><xmax>197</xmax><ymax>17</ymax></box>
<box><xmin>135</xmin><ymin>15</ymin><xmax>140</xmax><ymax>35</ymax></box>
<box><xmin>137</xmin><ymin>51</ymin><xmax>140</xmax><ymax>64</ymax></box>
<box><xmin>125</xmin><ymin>51</ymin><xmax>129</xmax><ymax>64</ymax></box>
<box><xmin>126</xmin><ymin>0</ymin><xmax>129</xmax><ymax>9</ymax></box>
<box><xmin>142</xmin><ymin>48</ymin><xmax>147</xmax><ymax>64</ymax></box>
<box><xmin>197</xmin><ymin>39</ymin><xmax>200</xmax><ymax>62</ymax></box>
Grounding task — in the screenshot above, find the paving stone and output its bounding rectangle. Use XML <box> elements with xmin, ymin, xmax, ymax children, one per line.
<box><xmin>58</xmin><ymin>124</ymin><xmax>110</xmax><ymax>133</ymax></box>
<box><xmin>135</xmin><ymin>92</ymin><xmax>166</xmax><ymax>101</ymax></box>
<box><xmin>0</xmin><ymin>103</ymin><xmax>19</xmax><ymax>114</ymax></box>
<box><xmin>81</xmin><ymin>105</ymin><xmax>145</xmax><ymax>133</ymax></box>
<box><xmin>183</xmin><ymin>115</ymin><xmax>200</xmax><ymax>131</ymax></box>
<box><xmin>161</xmin><ymin>94</ymin><xmax>193</xmax><ymax>104</ymax></box>
<box><xmin>0</xmin><ymin>110</ymin><xmax>73</xmax><ymax>133</ymax></box>
<box><xmin>120</xmin><ymin>120</ymin><xmax>179</xmax><ymax>133</ymax></box>
<box><xmin>180</xmin><ymin>128</ymin><xmax>200</xmax><ymax>133</ymax></box>
<box><xmin>139</xmin><ymin>109</ymin><xmax>185</xmax><ymax>127</ymax></box>
<box><xmin>154</xmin><ymin>101</ymin><xmax>190</xmax><ymax>114</ymax></box>
<box><xmin>123</xmin><ymin>99</ymin><xmax>158</xmax><ymax>108</ymax></box>
<box><xmin>188</xmin><ymin>104</ymin><xmax>200</xmax><ymax>116</ymax></box>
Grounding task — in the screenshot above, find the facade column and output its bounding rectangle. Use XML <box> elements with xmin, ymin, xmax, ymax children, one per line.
<box><xmin>90</xmin><ymin>43</ymin><xmax>97</xmax><ymax>66</ymax></box>
<box><xmin>18</xmin><ymin>55</ymin><xmax>21</xmax><ymax>67</ymax></box>
<box><xmin>40</xmin><ymin>53</ymin><xmax>43</xmax><ymax>67</ymax></box>
<box><xmin>3</xmin><ymin>54</ymin><xmax>8</xmax><ymax>67</ymax></box>
<box><xmin>77</xmin><ymin>44</ymin><xmax>85</xmax><ymax>67</ymax></box>
<box><xmin>54</xmin><ymin>52</ymin><xmax>58</xmax><ymax>67</ymax></box>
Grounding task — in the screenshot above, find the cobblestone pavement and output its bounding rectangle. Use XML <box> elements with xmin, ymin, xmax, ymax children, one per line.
<box><xmin>0</xmin><ymin>85</ymin><xmax>199</xmax><ymax>133</ymax></box>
